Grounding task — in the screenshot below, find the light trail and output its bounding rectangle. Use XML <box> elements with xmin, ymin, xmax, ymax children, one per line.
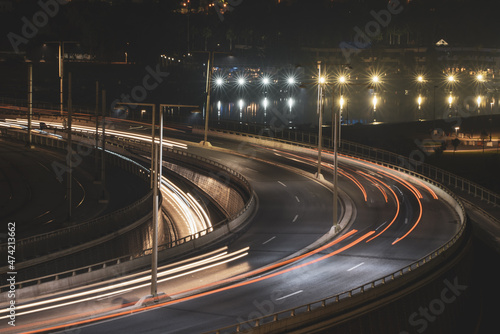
<box><xmin>0</xmin><ymin>247</ymin><xmax>248</xmax><ymax>321</ymax></box>
<box><xmin>20</xmin><ymin>230</ymin><xmax>370</xmax><ymax>334</ymax></box>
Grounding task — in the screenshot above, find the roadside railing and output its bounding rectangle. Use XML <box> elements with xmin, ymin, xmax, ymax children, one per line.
<box><xmin>203</xmin><ymin>126</ymin><xmax>500</xmax><ymax>211</ymax></box>
<box><xmin>0</xmin><ymin>128</ymin><xmax>153</xmax><ymax>264</ymax></box>
<box><xmin>0</xmin><ymin>121</ymin><xmax>255</xmax><ymax>293</ymax></box>
<box><xmin>203</xmin><ymin>128</ymin><xmax>470</xmax><ymax>334</ymax></box>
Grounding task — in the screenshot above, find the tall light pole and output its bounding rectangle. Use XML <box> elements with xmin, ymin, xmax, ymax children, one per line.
<box><xmin>203</xmin><ymin>51</ymin><xmax>213</xmax><ymax>146</ymax></box>
<box><xmin>116</xmin><ymin>102</ymin><xmax>159</xmax><ymax>297</ymax></box>
<box><xmin>27</xmin><ymin>63</ymin><xmax>33</xmax><ymax>148</ymax></box>
<box><xmin>192</xmin><ymin>50</ymin><xmax>232</xmax><ymax>146</ymax></box>
<box><xmin>316</xmin><ymin>61</ymin><xmax>325</xmax><ymax>180</ymax></box>
<box><xmin>371</xmin><ymin>75</ymin><xmax>380</xmax><ymax>123</ymax></box>
<box><xmin>45</xmin><ymin>41</ymin><xmax>78</xmax><ymax>115</ymax></box>
<box><xmin>115</xmin><ymin>102</ymin><xmax>196</xmax><ymax>298</ymax></box>
<box><xmin>67</xmin><ymin>72</ymin><xmax>73</xmax><ymax>222</ymax></box>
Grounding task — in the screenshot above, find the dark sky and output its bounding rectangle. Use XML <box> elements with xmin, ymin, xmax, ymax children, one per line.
<box><xmin>1</xmin><ymin>0</ymin><xmax>499</xmax><ymax>62</ymax></box>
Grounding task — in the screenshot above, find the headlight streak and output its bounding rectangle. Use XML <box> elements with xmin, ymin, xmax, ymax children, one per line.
<box><xmin>356</xmin><ymin>170</ymin><xmax>389</xmax><ymax>203</ymax></box>
<box><xmin>342</xmin><ymin>157</ymin><xmax>426</xmax><ymax>245</ymax></box>
<box><xmin>19</xmin><ymin>231</ymin><xmax>368</xmax><ymax>334</ymax></box>
<box><xmin>5</xmin><ymin>117</ymin><xmax>209</xmax><ymax>238</ymax></box>
<box><xmin>187</xmin><ymin>193</ymin><xmax>212</xmax><ymax>233</ymax></box>
<box><xmin>0</xmin><ymin>247</ymin><xmax>249</xmax><ymax>321</ymax></box>
<box><xmin>252</xmin><ymin>144</ymin><xmax>431</xmax><ymax>246</ymax></box>
<box><xmin>256</xmin><ymin>145</ymin><xmax>368</xmax><ymax>201</ymax></box>
<box><xmin>4</xmin><ymin>118</ymin><xmax>188</xmax><ymax>150</ymax></box>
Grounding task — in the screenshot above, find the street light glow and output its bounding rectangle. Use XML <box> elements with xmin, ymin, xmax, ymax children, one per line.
<box><xmin>237</xmin><ymin>77</ymin><xmax>246</xmax><ymax>86</ymax></box>
<box><xmin>287</xmin><ymin>76</ymin><xmax>296</xmax><ymax>85</ymax></box>
<box><xmin>214</xmin><ymin>77</ymin><xmax>224</xmax><ymax>87</ymax></box>
<box><xmin>318</xmin><ymin>76</ymin><xmax>326</xmax><ymax>84</ymax></box>
<box><xmin>261</xmin><ymin>76</ymin><xmax>271</xmax><ymax>85</ymax></box>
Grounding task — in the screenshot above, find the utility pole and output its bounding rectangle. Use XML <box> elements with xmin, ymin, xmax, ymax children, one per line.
<box><xmin>333</xmin><ymin>100</ymin><xmax>340</xmax><ymax>233</ymax></box>
<box><xmin>67</xmin><ymin>72</ymin><xmax>73</xmax><ymax>221</ymax></box>
<box><xmin>316</xmin><ymin>61</ymin><xmax>324</xmax><ymax>180</ymax></box>
<box><xmin>101</xmin><ymin>89</ymin><xmax>106</xmax><ymax>189</ymax></box>
<box><xmin>95</xmin><ymin>81</ymin><xmax>100</xmax><ymax>182</ymax></box>
<box><xmin>27</xmin><ymin>63</ymin><xmax>33</xmax><ymax>148</ymax></box>
<box><xmin>202</xmin><ymin>52</ymin><xmax>213</xmax><ymax>146</ymax></box>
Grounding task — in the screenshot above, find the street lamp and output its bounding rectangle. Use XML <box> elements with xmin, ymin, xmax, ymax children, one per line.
<box><xmin>192</xmin><ymin>50</ymin><xmax>232</xmax><ymax>146</ymax></box>
<box><xmin>237</xmin><ymin>76</ymin><xmax>246</xmax><ymax>87</ymax></box>
<box><xmin>260</xmin><ymin>75</ymin><xmax>271</xmax><ymax>123</ymax></box>
<box><xmin>45</xmin><ymin>41</ymin><xmax>79</xmax><ymax>115</ymax></box>
<box><xmin>370</xmin><ymin>76</ymin><xmax>381</xmax><ymax>123</ymax></box>
<box><xmin>316</xmin><ymin>61</ymin><xmax>325</xmax><ymax>180</ymax></box>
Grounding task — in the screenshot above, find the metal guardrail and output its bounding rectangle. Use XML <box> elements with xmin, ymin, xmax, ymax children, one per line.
<box><xmin>0</xmin><ymin>128</ymin><xmax>153</xmax><ymax>262</ymax></box>
<box><xmin>204</xmin><ymin>126</ymin><xmax>500</xmax><ymax>210</ymax></box>
<box><xmin>0</xmin><ymin>122</ymin><xmax>255</xmax><ymax>292</ymax></box>
<box><xmin>103</xmin><ymin>137</ymin><xmax>254</xmax><ymax>256</ymax></box>
<box><xmin>203</xmin><ymin>128</ymin><xmax>470</xmax><ymax>334</ymax></box>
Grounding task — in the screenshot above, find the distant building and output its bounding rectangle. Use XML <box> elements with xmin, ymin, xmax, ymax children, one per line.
<box><xmin>0</xmin><ymin>0</ymin><xmax>13</xmax><ymax>12</ymax></box>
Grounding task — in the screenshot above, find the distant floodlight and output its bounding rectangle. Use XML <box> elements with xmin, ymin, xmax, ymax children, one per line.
<box><xmin>262</xmin><ymin>76</ymin><xmax>271</xmax><ymax>85</ymax></box>
<box><xmin>215</xmin><ymin>77</ymin><xmax>224</xmax><ymax>87</ymax></box>
<box><xmin>237</xmin><ymin>77</ymin><xmax>246</xmax><ymax>86</ymax></box>
<box><xmin>287</xmin><ymin>76</ymin><xmax>296</xmax><ymax>85</ymax></box>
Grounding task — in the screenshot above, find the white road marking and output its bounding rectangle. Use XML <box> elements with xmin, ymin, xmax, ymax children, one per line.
<box><xmin>376</xmin><ymin>221</ymin><xmax>387</xmax><ymax>231</ymax></box>
<box><xmin>278</xmin><ymin>181</ymin><xmax>287</xmax><ymax>187</ymax></box>
<box><xmin>262</xmin><ymin>236</ymin><xmax>276</xmax><ymax>245</ymax></box>
<box><xmin>347</xmin><ymin>262</ymin><xmax>365</xmax><ymax>272</ymax></box>
<box><xmin>295</xmin><ymin>196</ymin><xmax>300</xmax><ymax>203</ymax></box>
<box><xmin>276</xmin><ymin>290</ymin><xmax>303</xmax><ymax>301</ymax></box>
<box><xmin>292</xmin><ymin>215</ymin><xmax>299</xmax><ymax>223</ymax></box>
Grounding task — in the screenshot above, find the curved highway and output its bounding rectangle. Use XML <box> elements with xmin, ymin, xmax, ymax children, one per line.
<box><xmin>0</xmin><ymin>119</ymin><xmax>461</xmax><ymax>334</ymax></box>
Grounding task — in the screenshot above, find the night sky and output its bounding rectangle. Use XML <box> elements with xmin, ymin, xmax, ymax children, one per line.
<box><xmin>1</xmin><ymin>0</ymin><xmax>500</xmax><ymax>63</ymax></box>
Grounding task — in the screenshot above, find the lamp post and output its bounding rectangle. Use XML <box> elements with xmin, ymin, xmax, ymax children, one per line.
<box><xmin>27</xmin><ymin>63</ymin><xmax>33</xmax><ymax>148</ymax></box>
<box><xmin>371</xmin><ymin>75</ymin><xmax>380</xmax><ymax>123</ymax></box>
<box><xmin>192</xmin><ymin>50</ymin><xmax>232</xmax><ymax>146</ymax></box>
<box><xmin>316</xmin><ymin>61</ymin><xmax>325</xmax><ymax>180</ymax></box>
<box><xmin>44</xmin><ymin>41</ymin><xmax>78</xmax><ymax>115</ymax></box>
